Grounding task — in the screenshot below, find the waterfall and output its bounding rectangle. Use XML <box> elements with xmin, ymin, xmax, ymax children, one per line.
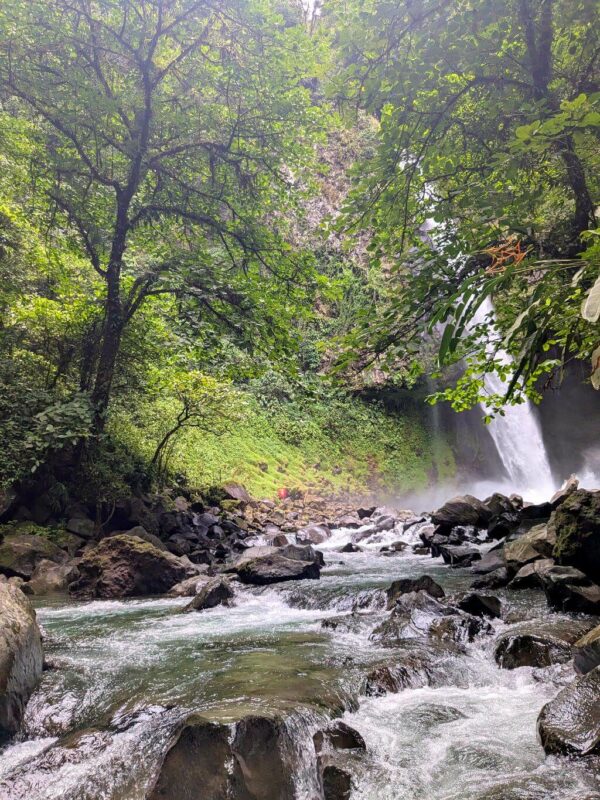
<box><xmin>472</xmin><ymin>298</ymin><xmax>556</xmax><ymax>500</ymax></box>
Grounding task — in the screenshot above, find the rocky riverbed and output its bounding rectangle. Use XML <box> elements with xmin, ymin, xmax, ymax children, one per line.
<box><xmin>0</xmin><ymin>481</ymin><xmax>599</xmax><ymax>799</ymax></box>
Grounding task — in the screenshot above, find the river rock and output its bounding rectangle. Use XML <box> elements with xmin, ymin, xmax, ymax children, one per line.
<box><xmin>0</xmin><ymin>534</ymin><xmax>67</xmax><ymax>579</ymax></box>
<box><xmin>550</xmin><ymin>489</ymin><xmax>600</xmax><ymax>583</ymax></box>
<box><xmin>494</xmin><ymin>619</ymin><xmax>594</xmax><ymax>670</ymax></box>
<box><xmin>168</xmin><ymin>574</ymin><xmax>212</xmax><ymax>597</ymax></box>
<box><xmin>386</xmin><ymin>575</ymin><xmax>445</xmax><ymax>609</ymax></box>
<box><xmin>457</xmin><ymin>592</ymin><xmax>502</xmax><ymax>619</ymax></box>
<box><xmin>432</xmin><ymin>495</ymin><xmax>492</xmax><ymax>531</ymax></box>
<box><xmin>231</xmin><ymin>544</ymin><xmax>321</xmax><ymax>585</ymax></box>
<box><xmin>438</xmin><ymin>544</ymin><xmax>481</xmax><ymax>567</ymax></box>
<box><xmin>357</xmin><ymin>506</ymin><xmax>376</xmax><ymax>519</ymax></box>
<box><xmin>472</xmin><ymin>567</ymin><xmax>509</xmax><ymax>590</ymax></box>
<box><xmin>106</xmin><ymin>526</ymin><xmax>167</xmax><ymax>551</ymax></box>
<box><xmin>297</xmin><ymin>523</ymin><xmax>330</xmax><ymax>545</ymax></box>
<box><xmin>573</xmin><ymin>625</ymin><xmax>600</xmax><ymax>675</ymax></box>
<box><xmin>148</xmin><ymin>713</ymin><xmax>298</xmax><ymax>800</ymax></box>
<box><xmin>69</xmin><ymin>534</ymin><xmax>191</xmax><ymax>599</ymax></box>
<box><xmin>0</xmin><ymin>582</ymin><xmax>43</xmax><ymax>740</ymax></box>
<box><xmin>321</xmin><ymin>761</ymin><xmax>352</xmax><ymax>800</ymax></box>
<box><xmin>339</xmin><ymin>542</ymin><xmax>362</xmax><ymax>553</ymax></box>
<box><xmin>313</xmin><ymin>721</ymin><xmax>366</xmax><ymax>752</ymax></box>
<box><xmin>364</xmin><ymin>647</ymin><xmax>435</xmax><ymax>695</ymax></box>
<box><xmin>538</xmin><ymin>564</ymin><xmax>600</xmax><ymax>614</ymax></box>
<box><xmin>508</xmin><ymin>558</ymin><xmax>555</xmax><ymax>589</ymax></box>
<box><xmin>537</xmin><ymin>667</ymin><xmax>600</xmax><ymax>756</ymax></box>
<box><xmin>182</xmin><ymin>578</ymin><xmax>233</xmax><ymax>612</ymax></box>
<box><xmin>66</xmin><ymin>516</ymin><xmax>96</xmax><ymax>539</ymax></box>
<box><xmin>471</xmin><ymin>549</ymin><xmax>505</xmax><ymax>575</ymax></box>
<box><xmin>27</xmin><ymin>559</ymin><xmax>80</xmax><ymax>595</ymax></box>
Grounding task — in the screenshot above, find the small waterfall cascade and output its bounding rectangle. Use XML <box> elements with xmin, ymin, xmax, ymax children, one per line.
<box><xmin>471</xmin><ymin>298</ymin><xmax>556</xmax><ymax>499</ymax></box>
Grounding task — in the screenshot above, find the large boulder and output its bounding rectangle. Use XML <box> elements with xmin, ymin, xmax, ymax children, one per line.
<box><xmin>503</xmin><ymin>524</ymin><xmax>555</xmax><ymax>574</ymax></box>
<box><xmin>296</xmin><ymin>524</ymin><xmax>330</xmax><ymax>545</ymax></box>
<box><xmin>550</xmin><ymin>489</ymin><xmax>600</xmax><ymax>583</ymax></box>
<box><xmin>432</xmin><ymin>495</ymin><xmax>492</xmax><ymax>531</ymax></box>
<box><xmin>438</xmin><ymin>544</ymin><xmax>481</xmax><ymax>567</ymax></box>
<box><xmin>182</xmin><ymin>578</ymin><xmax>233</xmax><ymax>612</ymax></box>
<box><xmin>508</xmin><ymin>558</ymin><xmax>555</xmax><ymax>590</ymax></box>
<box><xmin>27</xmin><ymin>559</ymin><xmax>80</xmax><ymax>595</ymax></box>
<box><xmin>321</xmin><ymin>762</ymin><xmax>352</xmax><ymax>800</ymax></box>
<box><xmin>494</xmin><ymin>619</ymin><xmax>594</xmax><ymax>670</ymax></box>
<box><xmin>105</xmin><ymin>526</ymin><xmax>167</xmax><ymax>551</ymax></box>
<box><xmin>0</xmin><ymin>583</ymin><xmax>43</xmax><ymax>741</ymax></box>
<box><xmin>0</xmin><ymin>533</ymin><xmax>67</xmax><ymax>579</ymax></box>
<box><xmin>573</xmin><ymin>625</ymin><xmax>600</xmax><ymax>675</ymax></box>
<box><xmin>538</xmin><ymin>565</ymin><xmax>600</xmax><ymax>614</ymax></box>
<box><xmin>68</xmin><ymin>534</ymin><xmax>191</xmax><ymax>599</ymax></box>
<box><xmin>538</xmin><ymin>667</ymin><xmax>600</xmax><ymax>756</ymax></box>
<box><xmin>313</xmin><ymin>721</ymin><xmax>366</xmax><ymax>753</ymax></box>
<box><xmin>231</xmin><ymin>545</ymin><xmax>321</xmax><ymax>585</ymax></box>
<box><xmin>457</xmin><ymin>592</ymin><xmax>501</xmax><ymax>619</ymax></box>
<box><xmin>386</xmin><ymin>575</ymin><xmax>444</xmax><ymax>609</ymax></box>
<box><xmin>148</xmin><ymin>714</ymin><xmax>300</xmax><ymax>800</ymax></box>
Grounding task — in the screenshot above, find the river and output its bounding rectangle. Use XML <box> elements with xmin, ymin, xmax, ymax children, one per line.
<box><xmin>1</xmin><ymin>522</ymin><xmax>599</xmax><ymax>799</ymax></box>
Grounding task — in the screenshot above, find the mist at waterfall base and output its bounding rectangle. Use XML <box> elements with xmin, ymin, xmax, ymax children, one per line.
<box><xmin>399</xmin><ymin>298</ymin><xmax>599</xmax><ymax>512</ymax></box>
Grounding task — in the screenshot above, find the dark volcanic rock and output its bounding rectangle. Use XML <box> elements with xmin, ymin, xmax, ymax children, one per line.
<box><xmin>438</xmin><ymin>544</ymin><xmax>481</xmax><ymax>567</ymax></box>
<box><xmin>231</xmin><ymin>545</ymin><xmax>321</xmax><ymax>585</ymax></box>
<box><xmin>494</xmin><ymin>620</ymin><xmax>594</xmax><ymax>670</ymax></box>
<box><xmin>573</xmin><ymin>624</ymin><xmax>600</xmax><ymax>675</ymax></box>
<box><xmin>508</xmin><ymin>558</ymin><xmax>555</xmax><ymax>589</ymax></box>
<box><xmin>457</xmin><ymin>592</ymin><xmax>502</xmax><ymax>619</ymax></box>
<box><xmin>321</xmin><ymin>762</ymin><xmax>352</xmax><ymax>800</ymax></box>
<box><xmin>386</xmin><ymin>575</ymin><xmax>445</xmax><ymax>609</ymax></box>
<box><xmin>472</xmin><ymin>567</ymin><xmax>510</xmax><ymax>590</ymax></box>
<box><xmin>364</xmin><ymin>649</ymin><xmax>435</xmax><ymax>695</ymax></box>
<box><xmin>313</xmin><ymin>721</ymin><xmax>366</xmax><ymax>752</ymax></box>
<box><xmin>538</xmin><ymin>565</ymin><xmax>600</xmax><ymax>614</ymax></box>
<box><xmin>538</xmin><ymin>667</ymin><xmax>600</xmax><ymax>756</ymax></box>
<box><xmin>148</xmin><ymin>713</ymin><xmax>299</xmax><ymax>800</ymax></box>
<box><xmin>0</xmin><ymin>582</ymin><xmax>43</xmax><ymax>741</ymax></box>
<box><xmin>68</xmin><ymin>534</ymin><xmax>191</xmax><ymax>599</ymax></box>
<box><xmin>550</xmin><ymin>489</ymin><xmax>600</xmax><ymax>583</ymax></box>
<box><xmin>182</xmin><ymin>578</ymin><xmax>233</xmax><ymax>612</ymax></box>
<box><xmin>432</xmin><ymin>495</ymin><xmax>492</xmax><ymax>531</ymax></box>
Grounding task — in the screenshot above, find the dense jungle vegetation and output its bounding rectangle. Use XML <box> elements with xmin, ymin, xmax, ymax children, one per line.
<box><xmin>0</xmin><ymin>0</ymin><xmax>597</xmax><ymax>506</ymax></box>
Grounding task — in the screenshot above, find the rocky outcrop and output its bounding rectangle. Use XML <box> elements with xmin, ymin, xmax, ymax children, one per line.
<box><xmin>27</xmin><ymin>559</ymin><xmax>80</xmax><ymax>595</ymax></box>
<box><xmin>69</xmin><ymin>534</ymin><xmax>191</xmax><ymax>599</ymax></box>
<box><xmin>148</xmin><ymin>714</ymin><xmax>300</xmax><ymax>800</ymax></box>
<box><xmin>229</xmin><ymin>544</ymin><xmax>321</xmax><ymax>585</ymax></box>
<box><xmin>550</xmin><ymin>489</ymin><xmax>600</xmax><ymax>583</ymax></box>
<box><xmin>573</xmin><ymin>625</ymin><xmax>600</xmax><ymax>675</ymax></box>
<box><xmin>494</xmin><ymin>619</ymin><xmax>594</xmax><ymax>670</ymax></box>
<box><xmin>182</xmin><ymin>578</ymin><xmax>233</xmax><ymax>612</ymax></box>
<box><xmin>0</xmin><ymin>533</ymin><xmax>66</xmax><ymax>579</ymax></box>
<box><xmin>0</xmin><ymin>583</ymin><xmax>43</xmax><ymax>741</ymax></box>
<box><xmin>538</xmin><ymin>667</ymin><xmax>600</xmax><ymax>756</ymax></box>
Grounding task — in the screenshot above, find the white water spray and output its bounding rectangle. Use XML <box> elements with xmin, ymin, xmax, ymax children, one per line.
<box><xmin>472</xmin><ymin>298</ymin><xmax>556</xmax><ymax>501</ymax></box>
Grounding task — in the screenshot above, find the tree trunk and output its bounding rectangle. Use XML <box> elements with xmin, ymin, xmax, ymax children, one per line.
<box><xmin>91</xmin><ymin>264</ymin><xmax>123</xmax><ymax>429</ymax></box>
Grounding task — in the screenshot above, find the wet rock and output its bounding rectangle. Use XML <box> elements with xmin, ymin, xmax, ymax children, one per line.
<box><xmin>0</xmin><ymin>582</ymin><xmax>43</xmax><ymax>741</ymax></box>
<box><xmin>538</xmin><ymin>565</ymin><xmax>600</xmax><ymax>614</ymax></box>
<box><xmin>27</xmin><ymin>559</ymin><xmax>80</xmax><ymax>595</ymax></box>
<box><xmin>494</xmin><ymin>620</ymin><xmax>594</xmax><ymax>670</ymax></box>
<box><xmin>386</xmin><ymin>575</ymin><xmax>444</xmax><ymax>609</ymax></box>
<box><xmin>357</xmin><ymin>507</ymin><xmax>376</xmax><ymax>519</ymax></box>
<box><xmin>487</xmin><ymin>512</ymin><xmax>520</xmax><ymax>540</ymax></box>
<box><xmin>521</xmin><ymin>501</ymin><xmax>553</xmax><ymax>522</ymax></box>
<box><xmin>183</xmin><ymin>578</ymin><xmax>233</xmax><ymax>612</ymax></box>
<box><xmin>335</xmin><ymin>515</ymin><xmax>361</xmax><ymax>529</ymax></box>
<box><xmin>550</xmin><ymin>489</ymin><xmax>600</xmax><ymax>583</ymax></box>
<box><xmin>339</xmin><ymin>542</ymin><xmax>362</xmax><ymax>553</ymax></box>
<box><xmin>231</xmin><ymin>544</ymin><xmax>321</xmax><ymax>585</ymax></box>
<box><xmin>0</xmin><ymin>534</ymin><xmax>67</xmax><ymax>579</ymax></box>
<box><xmin>484</xmin><ymin>493</ymin><xmax>518</xmax><ymax>518</ymax></box>
<box><xmin>364</xmin><ymin>648</ymin><xmax>435</xmax><ymax>695</ymax></box>
<box><xmin>321</xmin><ymin>762</ymin><xmax>352</xmax><ymax>800</ymax></box>
<box><xmin>503</xmin><ymin>534</ymin><xmax>544</xmax><ymax>573</ymax></box>
<box><xmin>538</xmin><ymin>667</ymin><xmax>600</xmax><ymax>756</ymax></box>
<box><xmin>296</xmin><ymin>523</ymin><xmax>330</xmax><ymax>545</ymax></box>
<box><xmin>457</xmin><ymin>592</ymin><xmax>502</xmax><ymax>619</ymax></box>
<box><xmin>69</xmin><ymin>534</ymin><xmax>191</xmax><ymax>599</ymax></box>
<box><xmin>471</xmin><ymin>549</ymin><xmax>505</xmax><ymax>575</ymax></box>
<box><xmin>471</xmin><ymin>567</ymin><xmax>509</xmax><ymax>590</ymax></box>
<box><xmin>432</xmin><ymin>495</ymin><xmax>492</xmax><ymax>531</ymax></box>
<box><xmin>573</xmin><ymin>624</ymin><xmax>600</xmax><ymax>675</ymax></box>
<box><xmin>438</xmin><ymin>544</ymin><xmax>481</xmax><ymax>567</ymax></box>
<box><xmin>428</xmin><ymin>613</ymin><xmax>488</xmax><ymax>645</ymax></box>
<box><xmin>508</xmin><ymin>558</ymin><xmax>555</xmax><ymax>589</ymax></box>
<box><xmin>167</xmin><ymin>574</ymin><xmax>211</xmax><ymax>597</ymax></box>
<box><xmin>313</xmin><ymin>721</ymin><xmax>366</xmax><ymax>752</ymax></box>
<box><xmin>148</xmin><ymin>713</ymin><xmax>298</xmax><ymax>800</ymax></box>
<box><xmin>380</xmin><ymin>542</ymin><xmax>408</xmax><ymax>554</ymax></box>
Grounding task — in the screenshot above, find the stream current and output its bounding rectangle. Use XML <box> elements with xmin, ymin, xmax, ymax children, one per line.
<box><xmin>1</xmin><ymin>522</ymin><xmax>599</xmax><ymax>800</ymax></box>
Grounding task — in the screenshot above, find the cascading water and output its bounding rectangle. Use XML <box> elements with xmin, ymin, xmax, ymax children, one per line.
<box><xmin>471</xmin><ymin>298</ymin><xmax>556</xmax><ymax>501</ymax></box>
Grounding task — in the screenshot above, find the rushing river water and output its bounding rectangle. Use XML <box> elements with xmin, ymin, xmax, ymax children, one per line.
<box><xmin>1</xmin><ymin>523</ymin><xmax>599</xmax><ymax>799</ymax></box>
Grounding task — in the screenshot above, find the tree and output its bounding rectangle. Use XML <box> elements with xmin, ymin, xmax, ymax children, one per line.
<box><xmin>326</xmin><ymin>0</ymin><xmax>599</xmax><ymax>405</ymax></box>
<box><xmin>0</xmin><ymin>0</ymin><xmax>323</xmax><ymax>429</ymax></box>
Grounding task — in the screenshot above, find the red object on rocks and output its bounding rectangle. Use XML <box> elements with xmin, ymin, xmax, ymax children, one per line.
<box><xmin>277</xmin><ymin>487</ymin><xmax>289</xmax><ymax>500</ymax></box>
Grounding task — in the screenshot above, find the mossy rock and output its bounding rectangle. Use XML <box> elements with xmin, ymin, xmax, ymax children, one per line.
<box><xmin>551</xmin><ymin>490</ymin><xmax>600</xmax><ymax>582</ymax></box>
